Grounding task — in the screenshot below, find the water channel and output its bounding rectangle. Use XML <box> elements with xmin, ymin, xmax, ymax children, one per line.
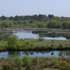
<box><xmin>0</xmin><ymin>51</ymin><xmax>70</xmax><ymax>59</ymax></box>
<box><xmin>0</xmin><ymin>30</ymin><xmax>69</xmax><ymax>59</ymax></box>
<box><xmin>13</xmin><ymin>30</ymin><xmax>67</xmax><ymax>40</ymax></box>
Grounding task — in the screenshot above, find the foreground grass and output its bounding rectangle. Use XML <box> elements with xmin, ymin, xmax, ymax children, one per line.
<box><xmin>0</xmin><ymin>57</ymin><xmax>70</xmax><ymax>70</ymax></box>
<box><xmin>0</xmin><ymin>39</ymin><xmax>70</xmax><ymax>51</ymax></box>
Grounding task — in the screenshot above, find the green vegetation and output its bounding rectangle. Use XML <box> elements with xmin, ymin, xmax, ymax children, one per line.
<box><xmin>7</xmin><ymin>36</ymin><xmax>17</xmax><ymax>50</ymax></box>
<box><xmin>0</xmin><ymin>57</ymin><xmax>70</xmax><ymax>70</ymax></box>
<box><xmin>0</xmin><ymin>37</ymin><xmax>70</xmax><ymax>51</ymax></box>
<box><xmin>0</xmin><ymin>32</ymin><xmax>12</xmax><ymax>40</ymax></box>
<box><xmin>0</xmin><ymin>14</ymin><xmax>70</xmax><ymax>70</ymax></box>
<box><xmin>0</xmin><ymin>15</ymin><xmax>70</xmax><ymax>29</ymax></box>
<box><xmin>33</xmin><ymin>29</ymin><xmax>70</xmax><ymax>39</ymax></box>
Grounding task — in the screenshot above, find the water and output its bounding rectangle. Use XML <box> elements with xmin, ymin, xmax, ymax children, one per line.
<box><xmin>0</xmin><ymin>51</ymin><xmax>70</xmax><ymax>59</ymax></box>
<box><xmin>13</xmin><ymin>31</ymin><xmax>39</xmax><ymax>39</ymax></box>
<box><xmin>13</xmin><ymin>31</ymin><xmax>67</xmax><ymax>40</ymax></box>
<box><xmin>6</xmin><ymin>31</ymin><xmax>69</xmax><ymax>59</ymax></box>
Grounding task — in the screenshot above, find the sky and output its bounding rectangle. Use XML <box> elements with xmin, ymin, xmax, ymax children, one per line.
<box><xmin>0</xmin><ymin>0</ymin><xmax>70</xmax><ymax>17</ymax></box>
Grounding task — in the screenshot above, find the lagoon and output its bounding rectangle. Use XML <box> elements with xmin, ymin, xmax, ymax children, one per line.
<box><xmin>0</xmin><ymin>51</ymin><xmax>70</xmax><ymax>59</ymax></box>
<box><xmin>13</xmin><ymin>31</ymin><xmax>67</xmax><ymax>40</ymax></box>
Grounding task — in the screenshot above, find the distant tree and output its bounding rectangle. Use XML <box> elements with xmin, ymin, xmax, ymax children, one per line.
<box><xmin>47</xmin><ymin>20</ymin><xmax>60</xmax><ymax>28</ymax></box>
<box><xmin>0</xmin><ymin>16</ymin><xmax>7</xmax><ymax>20</ymax></box>
<box><xmin>9</xmin><ymin>16</ymin><xmax>14</xmax><ymax>20</ymax></box>
<box><xmin>48</xmin><ymin>14</ymin><xmax>54</xmax><ymax>19</ymax></box>
<box><xmin>62</xmin><ymin>22</ymin><xmax>70</xmax><ymax>29</ymax></box>
<box><xmin>1</xmin><ymin>22</ymin><xmax>9</xmax><ymax>28</ymax></box>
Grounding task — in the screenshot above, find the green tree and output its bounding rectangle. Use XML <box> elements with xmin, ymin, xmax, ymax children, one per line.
<box><xmin>7</xmin><ymin>36</ymin><xmax>17</xmax><ymax>50</ymax></box>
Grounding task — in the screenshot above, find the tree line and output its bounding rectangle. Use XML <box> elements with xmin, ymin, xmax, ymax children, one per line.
<box><xmin>0</xmin><ymin>14</ymin><xmax>70</xmax><ymax>29</ymax></box>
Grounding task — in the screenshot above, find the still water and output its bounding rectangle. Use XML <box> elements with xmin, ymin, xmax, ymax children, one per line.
<box><xmin>0</xmin><ymin>31</ymin><xmax>67</xmax><ymax>59</ymax></box>
<box><xmin>0</xmin><ymin>51</ymin><xmax>70</xmax><ymax>59</ymax></box>
<box><xmin>13</xmin><ymin>31</ymin><xmax>67</xmax><ymax>40</ymax></box>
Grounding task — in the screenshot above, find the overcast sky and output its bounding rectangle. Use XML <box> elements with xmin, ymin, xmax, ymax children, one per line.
<box><xmin>0</xmin><ymin>0</ymin><xmax>70</xmax><ymax>17</ymax></box>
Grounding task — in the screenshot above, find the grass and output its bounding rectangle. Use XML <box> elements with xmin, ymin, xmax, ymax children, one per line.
<box><xmin>0</xmin><ymin>57</ymin><xmax>70</xmax><ymax>70</ymax></box>
<box><xmin>0</xmin><ymin>39</ymin><xmax>70</xmax><ymax>51</ymax></box>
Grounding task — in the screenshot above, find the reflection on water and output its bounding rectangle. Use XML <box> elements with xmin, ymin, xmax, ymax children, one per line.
<box><xmin>0</xmin><ymin>51</ymin><xmax>70</xmax><ymax>59</ymax></box>
<box><xmin>13</xmin><ymin>31</ymin><xmax>67</xmax><ymax>40</ymax></box>
<box><xmin>0</xmin><ymin>52</ymin><xmax>8</xmax><ymax>58</ymax></box>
